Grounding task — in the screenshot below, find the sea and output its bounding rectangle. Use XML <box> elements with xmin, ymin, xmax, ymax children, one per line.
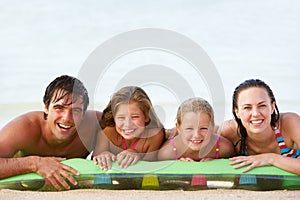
<box><xmin>0</xmin><ymin>0</ymin><xmax>299</xmax><ymax>129</ymax></box>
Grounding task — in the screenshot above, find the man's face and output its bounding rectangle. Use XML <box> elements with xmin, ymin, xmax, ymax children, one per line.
<box><xmin>44</xmin><ymin>92</ymin><xmax>85</xmax><ymax>143</ymax></box>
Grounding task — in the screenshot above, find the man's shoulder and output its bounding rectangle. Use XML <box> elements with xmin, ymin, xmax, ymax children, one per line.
<box><xmin>10</xmin><ymin>111</ymin><xmax>44</xmax><ymax>125</ymax></box>
<box><xmin>78</xmin><ymin>110</ymin><xmax>102</xmax><ymax>132</ymax></box>
<box><xmin>83</xmin><ymin>110</ymin><xmax>102</xmax><ymax>120</ymax></box>
<box><xmin>0</xmin><ymin>111</ymin><xmax>44</xmax><ymax>144</ymax></box>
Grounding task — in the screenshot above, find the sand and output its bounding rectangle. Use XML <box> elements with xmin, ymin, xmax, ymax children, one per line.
<box><xmin>1</xmin><ymin>189</ymin><xmax>300</xmax><ymax>200</ymax></box>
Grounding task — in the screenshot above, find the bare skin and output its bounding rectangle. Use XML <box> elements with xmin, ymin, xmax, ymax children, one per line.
<box><xmin>0</xmin><ymin>97</ymin><xmax>102</xmax><ymax>190</ymax></box>
<box><xmin>93</xmin><ymin>126</ymin><xmax>165</xmax><ymax>170</ymax></box>
<box><xmin>218</xmin><ymin>87</ymin><xmax>300</xmax><ymax>175</ymax></box>
<box><xmin>93</xmin><ymin>102</ymin><xmax>165</xmax><ymax>170</ymax></box>
<box><xmin>158</xmin><ymin>112</ymin><xmax>235</xmax><ymax>161</ymax></box>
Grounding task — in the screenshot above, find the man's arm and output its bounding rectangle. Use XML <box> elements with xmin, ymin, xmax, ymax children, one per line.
<box><xmin>0</xmin><ymin>156</ymin><xmax>37</xmax><ymax>178</ymax></box>
<box><xmin>0</xmin><ymin>112</ymin><xmax>79</xmax><ymax>190</ymax></box>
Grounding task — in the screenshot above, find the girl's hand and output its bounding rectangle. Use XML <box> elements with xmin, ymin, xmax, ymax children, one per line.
<box><xmin>179</xmin><ymin>157</ymin><xmax>195</xmax><ymax>162</ymax></box>
<box><xmin>229</xmin><ymin>154</ymin><xmax>274</xmax><ymax>172</ymax></box>
<box><xmin>199</xmin><ymin>157</ymin><xmax>214</xmax><ymax>162</ymax></box>
<box><xmin>93</xmin><ymin>151</ymin><xmax>116</xmax><ymax>170</ymax></box>
<box><xmin>116</xmin><ymin>149</ymin><xmax>141</xmax><ymax>168</ymax></box>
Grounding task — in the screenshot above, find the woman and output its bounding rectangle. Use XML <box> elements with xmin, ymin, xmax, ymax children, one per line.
<box><xmin>218</xmin><ymin>79</ymin><xmax>300</xmax><ymax>175</ymax></box>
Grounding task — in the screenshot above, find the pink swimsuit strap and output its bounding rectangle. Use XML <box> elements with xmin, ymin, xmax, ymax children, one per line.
<box><xmin>170</xmin><ymin>135</ymin><xmax>221</xmax><ymax>160</ymax></box>
<box><xmin>122</xmin><ymin>137</ymin><xmax>140</xmax><ymax>150</ymax></box>
<box><xmin>215</xmin><ymin>135</ymin><xmax>221</xmax><ymax>159</ymax></box>
<box><xmin>170</xmin><ymin>137</ymin><xmax>179</xmax><ymax>160</ymax></box>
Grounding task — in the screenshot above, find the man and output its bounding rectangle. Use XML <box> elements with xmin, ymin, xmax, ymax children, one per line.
<box><xmin>0</xmin><ymin>75</ymin><xmax>102</xmax><ymax>190</ymax></box>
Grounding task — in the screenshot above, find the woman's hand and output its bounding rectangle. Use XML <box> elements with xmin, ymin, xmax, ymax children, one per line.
<box><xmin>93</xmin><ymin>151</ymin><xmax>116</xmax><ymax>170</ymax></box>
<box><xmin>116</xmin><ymin>149</ymin><xmax>141</xmax><ymax>168</ymax></box>
<box><xmin>229</xmin><ymin>153</ymin><xmax>275</xmax><ymax>172</ymax></box>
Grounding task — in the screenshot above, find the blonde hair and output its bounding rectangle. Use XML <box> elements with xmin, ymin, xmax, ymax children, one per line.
<box><xmin>176</xmin><ymin>97</ymin><xmax>215</xmax><ymax>127</ymax></box>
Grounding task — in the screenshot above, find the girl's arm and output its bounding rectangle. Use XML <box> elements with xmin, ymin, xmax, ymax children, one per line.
<box><xmin>143</xmin><ymin>129</ymin><xmax>166</xmax><ymax>161</ymax></box>
<box><xmin>219</xmin><ymin>135</ymin><xmax>237</xmax><ymax>158</ymax></box>
<box><xmin>92</xmin><ymin>129</ymin><xmax>115</xmax><ymax>170</ymax></box>
<box><xmin>157</xmin><ymin>140</ymin><xmax>175</xmax><ymax>161</ymax></box>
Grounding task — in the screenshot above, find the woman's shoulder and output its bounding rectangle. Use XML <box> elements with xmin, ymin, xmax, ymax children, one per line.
<box><xmin>279</xmin><ymin>112</ymin><xmax>300</xmax><ymax>134</ymax></box>
<box><xmin>280</xmin><ymin>112</ymin><xmax>300</xmax><ymax>120</ymax></box>
<box><xmin>279</xmin><ymin>112</ymin><xmax>300</xmax><ymax>128</ymax></box>
<box><xmin>217</xmin><ymin>120</ymin><xmax>238</xmax><ymax>138</ymax></box>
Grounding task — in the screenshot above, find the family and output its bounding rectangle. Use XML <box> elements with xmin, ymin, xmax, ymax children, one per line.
<box><xmin>0</xmin><ymin>75</ymin><xmax>299</xmax><ymax>191</ymax></box>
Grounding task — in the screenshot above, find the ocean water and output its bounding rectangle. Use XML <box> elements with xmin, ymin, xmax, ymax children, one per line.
<box><xmin>0</xmin><ymin>0</ymin><xmax>299</xmax><ymax>128</ymax></box>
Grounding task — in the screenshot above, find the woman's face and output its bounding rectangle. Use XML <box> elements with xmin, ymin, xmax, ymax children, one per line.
<box><xmin>114</xmin><ymin>102</ymin><xmax>149</xmax><ymax>140</ymax></box>
<box><xmin>235</xmin><ymin>87</ymin><xmax>275</xmax><ymax>134</ymax></box>
<box><xmin>176</xmin><ymin>111</ymin><xmax>213</xmax><ymax>151</ymax></box>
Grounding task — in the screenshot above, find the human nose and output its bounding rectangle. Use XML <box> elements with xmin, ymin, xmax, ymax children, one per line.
<box><xmin>124</xmin><ymin>117</ymin><xmax>134</xmax><ymax>127</ymax></box>
<box><xmin>62</xmin><ymin>110</ymin><xmax>73</xmax><ymax>122</ymax></box>
<box><xmin>251</xmin><ymin>107</ymin><xmax>260</xmax><ymax>117</ymax></box>
<box><xmin>193</xmin><ymin>129</ymin><xmax>202</xmax><ymax>137</ymax></box>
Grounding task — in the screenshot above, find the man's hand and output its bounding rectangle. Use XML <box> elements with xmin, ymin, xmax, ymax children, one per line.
<box><xmin>34</xmin><ymin>157</ymin><xmax>79</xmax><ymax>191</ymax></box>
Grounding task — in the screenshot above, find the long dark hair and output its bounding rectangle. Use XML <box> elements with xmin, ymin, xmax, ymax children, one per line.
<box><xmin>232</xmin><ymin>79</ymin><xmax>280</xmax><ymax>155</ymax></box>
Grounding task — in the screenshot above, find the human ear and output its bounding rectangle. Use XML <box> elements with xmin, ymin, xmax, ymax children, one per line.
<box><xmin>176</xmin><ymin>122</ymin><xmax>181</xmax><ymax>134</ymax></box>
<box><xmin>44</xmin><ymin>105</ymin><xmax>49</xmax><ymax>115</ymax></box>
<box><xmin>43</xmin><ymin>106</ymin><xmax>49</xmax><ymax>120</ymax></box>
<box><xmin>145</xmin><ymin>116</ymin><xmax>150</xmax><ymax>124</ymax></box>
<box><xmin>234</xmin><ymin>107</ymin><xmax>240</xmax><ymax>119</ymax></box>
<box><xmin>146</xmin><ymin>116</ymin><xmax>150</xmax><ymax>123</ymax></box>
<box><xmin>271</xmin><ymin>102</ymin><xmax>276</xmax><ymax>114</ymax></box>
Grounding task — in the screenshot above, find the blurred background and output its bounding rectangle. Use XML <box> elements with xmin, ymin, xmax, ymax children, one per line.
<box><xmin>0</xmin><ymin>0</ymin><xmax>299</xmax><ymax>128</ymax></box>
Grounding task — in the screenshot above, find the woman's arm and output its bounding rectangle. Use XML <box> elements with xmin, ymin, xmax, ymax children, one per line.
<box><xmin>230</xmin><ymin>153</ymin><xmax>300</xmax><ymax>175</ymax></box>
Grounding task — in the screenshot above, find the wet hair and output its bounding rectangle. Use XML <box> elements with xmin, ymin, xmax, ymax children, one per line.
<box><xmin>100</xmin><ymin>86</ymin><xmax>164</xmax><ymax>130</ymax></box>
<box><xmin>232</xmin><ymin>79</ymin><xmax>280</xmax><ymax>155</ymax></box>
<box><xmin>43</xmin><ymin>75</ymin><xmax>89</xmax><ymax>119</ymax></box>
<box><xmin>176</xmin><ymin>97</ymin><xmax>215</xmax><ymax>127</ymax></box>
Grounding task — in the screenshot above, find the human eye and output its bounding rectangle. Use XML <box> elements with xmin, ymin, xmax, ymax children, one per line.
<box><xmin>185</xmin><ymin>127</ymin><xmax>193</xmax><ymax>131</ymax></box>
<box><xmin>242</xmin><ymin>106</ymin><xmax>251</xmax><ymax>110</ymax></box>
<box><xmin>53</xmin><ymin>105</ymin><xmax>64</xmax><ymax>111</ymax></box>
<box><xmin>117</xmin><ymin>116</ymin><xmax>125</xmax><ymax>120</ymax></box>
<box><xmin>72</xmin><ymin>108</ymin><xmax>83</xmax><ymax>115</ymax></box>
<box><xmin>131</xmin><ymin>115</ymin><xmax>140</xmax><ymax>119</ymax></box>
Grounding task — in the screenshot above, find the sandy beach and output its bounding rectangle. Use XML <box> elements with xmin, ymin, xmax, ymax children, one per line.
<box><xmin>1</xmin><ymin>189</ymin><xmax>300</xmax><ymax>200</ymax></box>
<box><xmin>1</xmin><ymin>1</ymin><xmax>300</xmax><ymax>200</ymax></box>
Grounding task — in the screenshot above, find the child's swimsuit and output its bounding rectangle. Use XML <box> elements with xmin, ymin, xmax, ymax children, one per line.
<box><xmin>169</xmin><ymin>135</ymin><xmax>221</xmax><ymax>160</ymax></box>
<box><xmin>122</xmin><ymin>137</ymin><xmax>140</xmax><ymax>150</ymax></box>
<box><xmin>241</xmin><ymin>128</ymin><xmax>300</xmax><ymax>158</ymax></box>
